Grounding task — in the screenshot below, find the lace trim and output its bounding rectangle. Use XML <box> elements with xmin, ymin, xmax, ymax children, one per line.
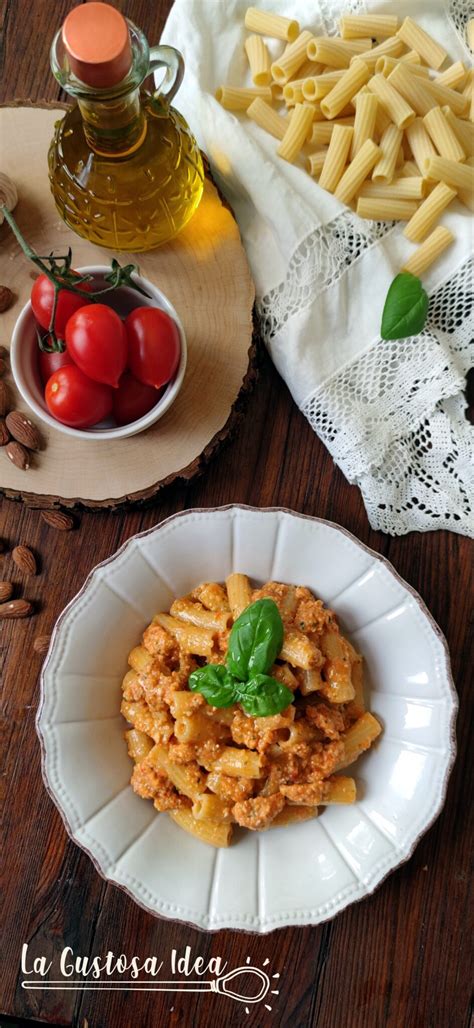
<box><xmin>446</xmin><ymin>0</ymin><xmax>474</xmax><ymax>50</ymax></box>
<box><xmin>318</xmin><ymin>0</ymin><xmax>366</xmax><ymax>35</ymax></box>
<box><xmin>301</xmin><ymin>259</ymin><xmax>474</xmax><ymax>536</ymax></box>
<box><xmin>257</xmin><ymin>211</ymin><xmax>395</xmax><ymax>341</ymax></box>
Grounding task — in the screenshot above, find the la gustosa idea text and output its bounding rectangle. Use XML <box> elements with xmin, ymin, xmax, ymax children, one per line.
<box><xmin>21</xmin><ymin>944</ymin><xmax>226</xmax><ymax>978</ymax></box>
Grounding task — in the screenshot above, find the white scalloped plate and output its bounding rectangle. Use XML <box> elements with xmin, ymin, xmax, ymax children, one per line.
<box><xmin>37</xmin><ymin>506</ymin><xmax>457</xmax><ymax>933</ymax></box>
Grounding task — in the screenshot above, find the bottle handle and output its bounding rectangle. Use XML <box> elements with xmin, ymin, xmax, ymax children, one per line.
<box><xmin>148</xmin><ymin>45</ymin><xmax>184</xmax><ymax>104</ymax></box>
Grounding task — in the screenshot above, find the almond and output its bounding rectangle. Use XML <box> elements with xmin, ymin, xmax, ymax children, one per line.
<box><xmin>0</xmin><ymin>380</ymin><xmax>8</xmax><ymax>416</ymax></box>
<box><xmin>0</xmin><ymin>345</ymin><xmax>8</xmax><ymax>358</ymax></box>
<box><xmin>0</xmin><ymin>357</ymin><xmax>6</xmax><ymax>376</ymax></box>
<box><xmin>0</xmin><ymin>286</ymin><xmax>13</xmax><ymax>313</ymax></box>
<box><xmin>0</xmin><ymin>418</ymin><xmax>10</xmax><ymax>446</ymax></box>
<box><xmin>12</xmin><ymin>545</ymin><xmax>37</xmax><ymax>575</ymax></box>
<box><xmin>41</xmin><ymin>510</ymin><xmax>75</xmax><ymax>531</ymax></box>
<box><xmin>6</xmin><ymin>411</ymin><xmax>42</xmax><ymax>451</ymax></box>
<box><xmin>5</xmin><ymin>440</ymin><xmax>30</xmax><ymax>470</ymax></box>
<box><xmin>0</xmin><ymin>598</ymin><xmax>33</xmax><ymax>619</ymax></box>
<box><xmin>33</xmin><ymin>634</ymin><xmax>51</xmax><ymax>655</ymax></box>
<box><xmin>0</xmin><ymin>581</ymin><xmax>13</xmax><ymax>601</ymax></box>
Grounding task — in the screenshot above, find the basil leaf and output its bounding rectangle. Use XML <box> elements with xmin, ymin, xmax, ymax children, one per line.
<box><xmin>189</xmin><ymin>665</ymin><xmax>236</xmax><ymax>707</ymax></box>
<box><xmin>227</xmin><ymin>598</ymin><xmax>284</xmax><ymax>681</ymax></box>
<box><xmin>235</xmin><ymin>675</ymin><xmax>293</xmax><ymax>717</ymax></box>
<box><xmin>381</xmin><ymin>272</ymin><xmax>429</xmax><ymax>340</ymax></box>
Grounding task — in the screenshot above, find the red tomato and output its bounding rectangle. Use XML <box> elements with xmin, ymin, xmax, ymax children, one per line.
<box><xmin>112</xmin><ymin>370</ymin><xmax>162</xmax><ymax>426</ymax></box>
<box><xmin>45</xmin><ymin>365</ymin><xmax>113</xmax><ymax>429</ymax></box>
<box><xmin>65</xmin><ymin>304</ymin><xmax>128</xmax><ymax>388</ymax></box>
<box><xmin>31</xmin><ymin>273</ymin><xmax>92</xmax><ymax>336</ymax></box>
<box><xmin>38</xmin><ymin>345</ymin><xmax>73</xmax><ymax>387</ymax></box>
<box><xmin>125</xmin><ymin>307</ymin><xmax>180</xmax><ymax>389</ymax></box>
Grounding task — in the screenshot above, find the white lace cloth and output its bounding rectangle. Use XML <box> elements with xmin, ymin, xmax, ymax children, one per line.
<box><xmin>162</xmin><ymin>0</ymin><xmax>474</xmax><ymax>536</ymax></box>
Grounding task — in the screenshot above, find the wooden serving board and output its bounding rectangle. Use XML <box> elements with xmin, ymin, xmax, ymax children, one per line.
<box><xmin>0</xmin><ymin>103</ymin><xmax>256</xmax><ymax>509</ymax></box>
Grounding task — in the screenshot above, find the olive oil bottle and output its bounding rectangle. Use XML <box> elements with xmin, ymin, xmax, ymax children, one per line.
<box><xmin>48</xmin><ymin>3</ymin><xmax>204</xmax><ymax>252</ymax></box>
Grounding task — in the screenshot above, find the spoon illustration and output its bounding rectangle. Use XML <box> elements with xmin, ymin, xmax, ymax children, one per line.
<box><xmin>22</xmin><ymin>966</ymin><xmax>271</xmax><ymax>1004</ymax></box>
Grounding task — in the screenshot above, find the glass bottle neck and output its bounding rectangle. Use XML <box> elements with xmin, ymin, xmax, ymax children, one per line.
<box><xmin>78</xmin><ymin>86</ymin><xmax>146</xmax><ymax>157</ymax></box>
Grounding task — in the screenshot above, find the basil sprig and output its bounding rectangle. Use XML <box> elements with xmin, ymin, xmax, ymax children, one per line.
<box><xmin>381</xmin><ymin>272</ymin><xmax>429</xmax><ymax>340</ymax></box>
<box><xmin>189</xmin><ymin>598</ymin><xmax>292</xmax><ymax>717</ymax></box>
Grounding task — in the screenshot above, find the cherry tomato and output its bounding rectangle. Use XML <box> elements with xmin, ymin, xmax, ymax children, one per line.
<box><xmin>45</xmin><ymin>365</ymin><xmax>113</xmax><ymax>429</ymax></box>
<box><xmin>31</xmin><ymin>273</ymin><xmax>92</xmax><ymax>336</ymax></box>
<box><xmin>125</xmin><ymin>307</ymin><xmax>180</xmax><ymax>389</ymax></box>
<box><xmin>112</xmin><ymin>370</ymin><xmax>162</xmax><ymax>426</ymax></box>
<box><xmin>65</xmin><ymin>304</ymin><xmax>128</xmax><ymax>388</ymax></box>
<box><xmin>38</xmin><ymin>345</ymin><xmax>73</xmax><ymax>387</ymax></box>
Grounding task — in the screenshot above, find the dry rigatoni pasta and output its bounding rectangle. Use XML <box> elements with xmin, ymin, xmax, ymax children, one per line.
<box><xmin>436</xmin><ymin>61</ymin><xmax>468</xmax><ymax>91</ymax></box>
<box><xmin>310</xmin><ymin>117</ymin><xmax>354</xmax><ymax>148</ymax></box>
<box><xmin>245</xmin><ymin>34</ymin><xmax>271</xmax><ymax>86</ymax></box>
<box><xmin>402</xmin><ymin>225</ymin><xmax>454</xmax><ymax>275</ymax></box>
<box><xmin>425</xmin><ymin>155</ymin><xmax>474</xmax><ymax>191</ymax></box>
<box><xmin>215</xmin><ymin>85</ymin><xmax>272</xmax><ymax>110</ymax></box>
<box><xmin>359</xmin><ymin>177</ymin><xmax>427</xmax><ymax>200</ymax></box>
<box><xmin>376</xmin><ymin>55</ymin><xmax>430</xmax><ymax>78</ymax></box>
<box><xmin>339</xmin><ymin>13</ymin><xmax>399</xmax><ymax>39</ymax></box>
<box><xmin>423</xmin><ymin>107</ymin><xmax>466</xmax><ymax>163</ymax></box>
<box><xmin>457</xmin><ymin>157</ymin><xmax>474</xmax><ymax>211</ymax></box>
<box><xmin>244</xmin><ymin>6</ymin><xmax>299</xmax><ymax>42</ymax></box>
<box><xmin>320</xmin><ymin>57</ymin><xmax>370</xmax><ymax>119</ymax></box>
<box><xmin>367</xmin><ymin>73</ymin><xmax>416</xmax><ymax>130</ymax></box>
<box><xmin>403</xmin><ymin>182</ymin><xmax>457</xmax><ymax>242</ymax></box>
<box><xmin>372</xmin><ymin>124</ymin><xmax>403</xmax><ymax>183</ymax></box>
<box><xmin>423</xmin><ymin>77</ymin><xmax>470</xmax><ymax>118</ymax></box>
<box><xmin>351</xmin><ymin>35</ymin><xmax>404</xmax><ymax>72</ymax></box>
<box><xmin>247</xmin><ymin>97</ymin><xmax>288</xmax><ymax>140</ymax></box>
<box><xmin>319</xmin><ymin>124</ymin><xmax>354</xmax><ymax>192</ymax></box>
<box><xmin>397</xmin><ymin>15</ymin><xmax>447</xmax><ymax>70</ymax></box>
<box><xmin>271</xmin><ymin>29</ymin><xmax>314</xmax><ymax>84</ymax></box>
<box><xmin>357</xmin><ymin>196</ymin><xmax>418</xmax><ymax>220</ymax></box>
<box><xmin>303</xmin><ymin>70</ymin><xmax>345</xmax><ymax>99</ymax></box>
<box><xmin>307</xmin><ymin>36</ymin><xmax>371</xmax><ymax>69</ymax></box>
<box><xmin>334</xmin><ymin>137</ymin><xmax>380</xmax><ymax>204</ymax></box>
<box><xmin>351</xmin><ymin>92</ymin><xmax>378</xmax><ymax>158</ymax></box>
<box><xmin>277</xmin><ymin>103</ymin><xmax>314</xmax><ymax>161</ymax></box>
<box><xmin>441</xmin><ymin>107</ymin><xmax>474</xmax><ymax>156</ymax></box>
<box><xmin>405</xmin><ymin>118</ymin><xmax>438</xmax><ymax>176</ymax></box>
<box><xmin>306</xmin><ymin>149</ymin><xmax>328</xmax><ymax>177</ymax></box>
<box><xmin>387</xmin><ymin>64</ymin><xmax>437</xmax><ymax>117</ymax></box>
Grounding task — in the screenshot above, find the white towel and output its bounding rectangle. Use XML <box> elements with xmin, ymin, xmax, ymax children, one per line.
<box><xmin>161</xmin><ymin>0</ymin><xmax>474</xmax><ymax>536</ymax></box>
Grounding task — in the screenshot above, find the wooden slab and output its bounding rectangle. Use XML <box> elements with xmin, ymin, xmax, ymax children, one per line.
<box><xmin>0</xmin><ymin>104</ymin><xmax>256</xmax><ymax>508</ymax></box>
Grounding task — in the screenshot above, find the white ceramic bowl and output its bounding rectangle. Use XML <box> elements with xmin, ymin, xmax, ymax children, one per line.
<box><xmin>10</xmin><ymin>265</ymin><xmax>187</xmax><ymax>440</ymax></box>
<box><xmin>37</xmin><ymin>506</ymin><xmax>457</xmax><ymax>933</ymax></box>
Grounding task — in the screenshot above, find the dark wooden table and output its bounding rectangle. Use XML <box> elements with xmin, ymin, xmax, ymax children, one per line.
<box><xmin>1</xmin><ymin>3</ymin><xmax>472</xmax><ymax>1027</ymax></box>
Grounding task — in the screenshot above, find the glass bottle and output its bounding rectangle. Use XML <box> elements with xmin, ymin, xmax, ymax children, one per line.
<box><xmin>48</xmin><ymin>2</ymin><xmax>204</xmax><ymax>252</ymax></box>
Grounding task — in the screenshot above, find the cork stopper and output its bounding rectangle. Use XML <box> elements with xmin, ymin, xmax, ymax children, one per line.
<box><xmin>62</xmin><ymin>2</ymin><xmax>132</xmax><ymax>89</ymax></box>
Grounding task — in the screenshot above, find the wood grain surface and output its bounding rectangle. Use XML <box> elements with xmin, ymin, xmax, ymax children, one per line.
<box><xmin>1</xmin><ymin>3</ymin><xmax>472</xmax><ymax>1028</ymax></box>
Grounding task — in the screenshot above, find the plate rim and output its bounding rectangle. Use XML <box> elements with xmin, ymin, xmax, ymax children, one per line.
<box><xmin>36</xmin><ymin>504</ymin><xmax>458</xmax><ymax>933</ymax></box>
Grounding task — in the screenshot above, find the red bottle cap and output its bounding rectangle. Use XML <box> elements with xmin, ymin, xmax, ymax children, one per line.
<box><xmin>62</xmin><ymin>2</ymin><xmax>132</xmax><ymax>88</ymax></box>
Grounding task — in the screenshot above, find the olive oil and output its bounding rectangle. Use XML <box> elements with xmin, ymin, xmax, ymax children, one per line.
<box><xmin>48</xmin><ymin>3</ymin><xmax>204</xmax><ymax>251</ymax></box>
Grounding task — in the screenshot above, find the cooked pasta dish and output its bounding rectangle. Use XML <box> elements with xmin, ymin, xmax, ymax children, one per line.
<box><xmin>121</xmin><ymin>574</ymin><xmax>382</xmax><ymax>846</ymax></box>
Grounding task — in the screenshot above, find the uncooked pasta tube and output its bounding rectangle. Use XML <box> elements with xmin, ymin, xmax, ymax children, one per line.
<box><xmin>403</xmin><ymin>182</ymin><xmax>457</xmax><ymax>242</ymax></box>
<box><xmin>357</xmin><ymin>197</ymin><xmax>418</xmax><ymax>220</ymax></box>
<box><xmin>372</xmin><ymin>124</ymin><xmax>403</xmax><ymax>182</ymax></box>
<box><xmin>246</xmin><ymin>97</ymin><xmax>288</xmax><ymax>140</ymax></box>
<box><xmin>334</xmin><ymin>138</ymin><xmax>380</xmax><ymax>204</ymax></box>
<box><xmin>319</xmin><ymin>124</ymin><xmax>354</xmax><ymax>192</ymax></box>
<box><xmin>320</xmin><ymin>58</ymin><xmax>370</xmax><ymax>119</ymax></box>
<box><xmin>397</xmin><ymin>16</ymin><xmax>447</xmax><ymax>70</ymax></box>
<box><xmin>351</xmin><ymin>92</ymin><xmax>378</xmax><ymax>158</ymax></box>
<box><xmin>339</xmin><ymin>14</ymin><xmax>399</xmax><ymax>39</ymax></box>
<box><xmin>244</xmin><ymin>7</ymin><xmax>299</xmax><ymax>42</ymax></box>
<box><xmin>401</xmin><ymin>226</ymin><xmax>454</xmax><ymax>275</ymax></box>
<box><xmin>277</xmin><ymin>103</ymin><xmax>315</xmax><ymax>162</ymax></box>
<box><xmin>423</xmin><ymin>107</ymin><xmax>466</xmax><ymax>163</ymax></box>
<box><xmin>367</xmin><ymin>73</ymin><xmax>416</xmax><ymax>130</ymax></box>
<box><xmin>244</xmin><ymin>34</ymin><xmax>271</xmax><ymax>86</ymax></box>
